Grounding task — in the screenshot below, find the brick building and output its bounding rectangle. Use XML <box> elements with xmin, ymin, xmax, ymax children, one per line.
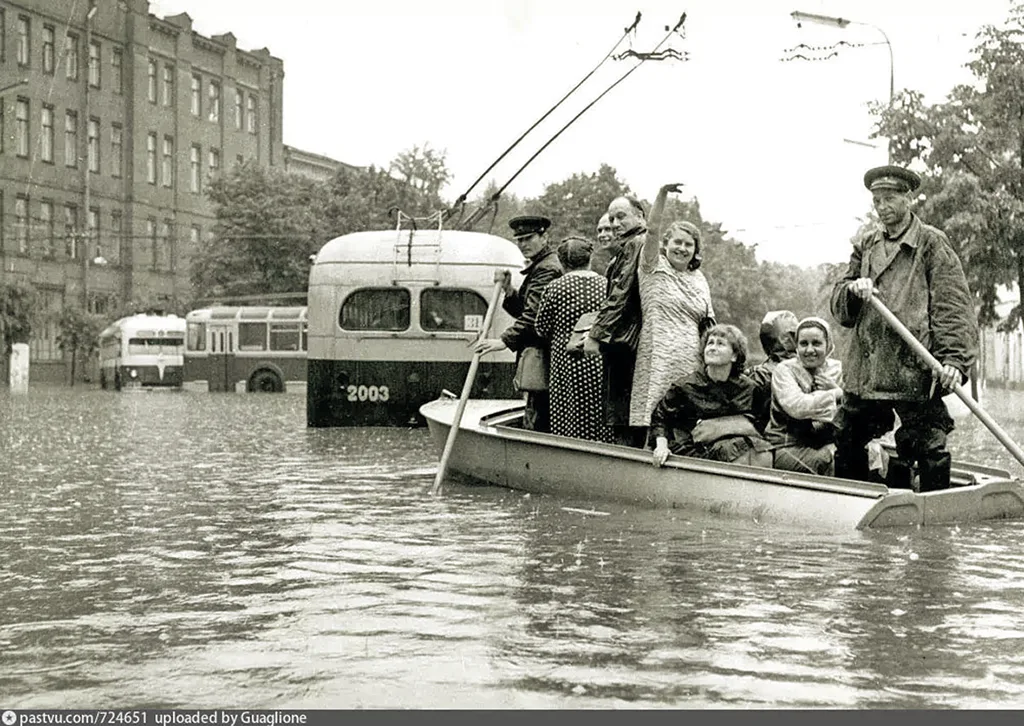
<box><xmin>0</xmin><ymin>0</ymin><xmax>287</xmax><ymax>381</ymax></box>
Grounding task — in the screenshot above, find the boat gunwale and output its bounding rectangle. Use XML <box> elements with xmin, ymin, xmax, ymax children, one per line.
<box><xmin>434</xmin><ymin>400</ymin><xmax>892</xmax><ymax>500</ymax></box>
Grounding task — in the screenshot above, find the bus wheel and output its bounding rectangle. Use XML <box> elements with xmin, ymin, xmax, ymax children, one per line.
<box><xmin>249</xmin><ymin>370</ymin><xmax>283</xmax><ymax>393</ymax></box>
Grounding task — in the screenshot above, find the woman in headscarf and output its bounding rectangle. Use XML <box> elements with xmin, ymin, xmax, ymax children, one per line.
<box><xmin>765</xmin><ymin>316</ymin><xmax>844</xmax><ymax>476</ymax></box>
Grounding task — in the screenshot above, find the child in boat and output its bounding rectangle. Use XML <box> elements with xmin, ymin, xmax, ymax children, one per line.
<box><xmin>764</xmin><ymin>316</ymin><xmax>844</xmax><ymax>476</ymax></box>
<box><xmin>649</xmin><ymin>324</ymin><xmax>772</xmax><ymax>467</ymax></box>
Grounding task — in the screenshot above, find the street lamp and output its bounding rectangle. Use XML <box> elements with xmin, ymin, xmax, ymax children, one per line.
<box><xmin>791</xmin><ymin>10</ymin><xmax>894</xmax><ymax>160</ymax></box>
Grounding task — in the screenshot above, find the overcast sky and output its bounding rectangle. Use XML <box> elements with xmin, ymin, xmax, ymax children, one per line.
<box><xmin>154</xmin><ymin>0</ymin><xmax>1012</xmax><ymax>267</ymax></box>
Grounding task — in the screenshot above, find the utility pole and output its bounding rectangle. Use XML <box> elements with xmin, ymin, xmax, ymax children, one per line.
<box><xmin>82</xmin><ymin>3</ymin><xmax>97</xmax><ymax>310</ymax></box>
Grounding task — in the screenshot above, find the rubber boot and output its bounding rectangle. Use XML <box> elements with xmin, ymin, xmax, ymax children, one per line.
<box><xmin>917</xmin><ymin>450</ymin><xmax>952</xmax><ymax>493</ymax></box>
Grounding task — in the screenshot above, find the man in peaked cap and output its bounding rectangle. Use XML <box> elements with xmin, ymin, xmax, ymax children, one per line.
<box><xmin>830</xmin><ymin>164</ymin><xmax>977</xmax><ymax>493</ymax></box>
<box><xmin>472</xmin><ymin>213</ymin><xmax>563</xmax><ymax>432</ymax></box>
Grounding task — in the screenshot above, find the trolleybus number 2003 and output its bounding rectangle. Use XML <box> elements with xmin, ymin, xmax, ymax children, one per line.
<box><xmin>346</xmin><ymin>384</ymin><xmax>390</xmax><ymax>402</ymax></box>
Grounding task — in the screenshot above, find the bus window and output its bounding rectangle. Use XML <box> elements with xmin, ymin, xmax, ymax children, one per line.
<box><xmin>340</xmin><ymin>288</ymin><xmax>410</xmax><ymax>331</ymax></box>
<box><xmin>302</xmin><ymin>324</ymin><xmax>308</xmax><ymax>352</ymax></box>
<box><xmin>238</xmin><ymin>322</ymin><xmax>268</xmax><ymax>351</ymax></box>
<box><xmin>187</xmin><ymin>322</ymin><xmax>206</xmax><ymax>352</ymax></box>
<box><xmin>420</xmin><ymin>288</ymin><xmax>488</xmax><ymax>332</ymax></box>
<box><xmin>269</xmin><ymin>324</ymin><xmax>301</xmax><ymax>351</ymax></box>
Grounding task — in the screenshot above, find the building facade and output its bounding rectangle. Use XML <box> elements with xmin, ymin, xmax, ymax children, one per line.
<box><xmin>283</xmin><ymin>144</ymin><xmax>360</xmax><ymax>183</ymax></box>
<box><xmin>0</xmin><ymin>0</ymin><xmax>284</xmax><ymax>380</ymax></box>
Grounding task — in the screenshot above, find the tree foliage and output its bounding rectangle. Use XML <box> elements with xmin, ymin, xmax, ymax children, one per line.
<box><xmin>0</xmin><ymin>280</ymin><xmax>38</xmax><ymax>357</ymax></box>
<box><xmin>869</xmin><ymin>2</ymin><xmax>1024</xmax><ymax>326</ymax></box>
<box><xmin>56</xmin><ymin>305</ymin><xmax>104</xmax><ymax>385</ymax></box>
<box><xmin>533</xmin><ymin>164</ymin><xmax>633</xmax><ymax>241</ymax></box>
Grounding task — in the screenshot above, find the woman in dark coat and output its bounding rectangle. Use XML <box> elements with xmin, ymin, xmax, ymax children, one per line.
<box><xmin>649</xmin><ymin>324</ymin><xmax>771</xmax><ymax>467</ymax></box>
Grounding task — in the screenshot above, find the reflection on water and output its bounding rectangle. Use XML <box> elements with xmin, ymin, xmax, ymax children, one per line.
<box><xmin>2</xmin><ymin>386</ymin><xmax>1024</xmax><ymax>707</ymax></box>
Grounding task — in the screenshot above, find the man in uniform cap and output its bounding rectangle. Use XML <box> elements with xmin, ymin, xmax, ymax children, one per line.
<box><xmin>472</xmin><ymin>213</ymin><xmax>563</xmax><ymax>432</ymax></box>
<box><xmin>830</xmin><ymin>164</ymin><xmax>977</xmax><ymax>492</ymax></box>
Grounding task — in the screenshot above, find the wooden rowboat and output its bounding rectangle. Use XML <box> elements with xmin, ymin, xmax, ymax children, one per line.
<box><xmin>420</xmin><ymin>397</ymin><xmax>1024</xmax><ymax>531</ymax></box>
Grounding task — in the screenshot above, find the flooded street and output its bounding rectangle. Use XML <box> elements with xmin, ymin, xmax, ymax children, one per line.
<box><xmin>4</xmin><ymin>387</ymin><xmax>1024</xmax><ymax>708</ymax></box>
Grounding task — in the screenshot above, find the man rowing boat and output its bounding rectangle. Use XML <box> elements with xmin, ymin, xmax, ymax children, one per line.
<box><xmin>830</xmin><ymin>164</ymin><xmax>978</xmax><ymax>493</ymax></box>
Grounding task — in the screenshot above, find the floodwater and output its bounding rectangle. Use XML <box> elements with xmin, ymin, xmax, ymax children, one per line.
<box><xmin>3</xmin><ymin>386</ymin><xmax>1024</xmax><ymax>709</ymax></box>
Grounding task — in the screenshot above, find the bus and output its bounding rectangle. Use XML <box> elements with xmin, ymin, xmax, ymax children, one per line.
<box><xmin>183</xmin><ymin>306</ymin><xmax>308</xmax><ymax>393</ymax></box>
<box><xmin>98</xmin><ymin>313</ymin><xmax>187</xmax><ymax>390</ymax></box>
<box><xmin>306</xmin><ymin>227</ymin><xmax>524</xmax><ymax>427</ymax></box>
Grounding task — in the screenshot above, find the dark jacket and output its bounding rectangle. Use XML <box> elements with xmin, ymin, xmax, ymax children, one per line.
<box><xmin>830</xmin><ymin>214</ymin><xmax>977</xmax><ymax>401</ymax></box>
<box><xmin>649</xmin><ymin>367</ymin><xmax>761</xmax><ymax>458</ymax></box>
<box><xmin>745</xmin><ymin>310</ymin><xmax>799</xmax><ymax>430</ymax></box>
<box><xmin>500</xmin><ymin>247</ymin><xmax>563</xmax><ymax>353</ymax></box>
<box><xmin>588</xmin><ymin>227</ymin><xmax>645</xmax><ymax>352</ymax></box>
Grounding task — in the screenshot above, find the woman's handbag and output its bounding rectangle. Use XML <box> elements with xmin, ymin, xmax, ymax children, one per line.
<box><xmin>566</xmin><ymin>312</ymin><xmax>598</xmax><ymax>357</ymax></box>
<box><xmin>513</xmin><ymin>346</ymin><xmax>549</xmax><ymax>392</ymax></box>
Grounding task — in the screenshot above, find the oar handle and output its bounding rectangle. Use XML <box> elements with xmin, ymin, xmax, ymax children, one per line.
<box><xmin>431</xmin><ymin>280</ymin><xmax>507</xmax><ymax>495</ymax></box>
<box><xmin>868</xmin><ymin>293</ymin><xmax>1024</xmax><ymax>470</ymax></box>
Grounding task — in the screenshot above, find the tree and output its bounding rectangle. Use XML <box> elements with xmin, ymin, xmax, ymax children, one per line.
<box><xmin>533</xmin><ymin>164</ymin><xmax>632</xmax><ymax>242</ymax></box>
<box><xmin>0</xmin><ymin>281</ymin><xmax>38</xmax><ymax>384</ymax></box>
<box><xmin>56</xmin><ymin>305</ymin><xmax>103</xmax><ymax>386</ymax></box>
<box><xmin>869</xmin><ymin>2</ymin><xmax>1024</xmax><ymax>325</ymax></box>
<box><xmin>388</xmin><ymin>142</ymin><xmax>452</xmax><ymax>200</ymax></box>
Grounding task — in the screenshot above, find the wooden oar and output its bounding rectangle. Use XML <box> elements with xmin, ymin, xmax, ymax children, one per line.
<box><xmin>431</xmin><ymin>280</ymin><xmax>506</xmax><ymax>495</ymax></box>
<box><xmin>868</xmin><ymin>292</ymin><xmax>1024</xmax><ymax>470</ymax></box>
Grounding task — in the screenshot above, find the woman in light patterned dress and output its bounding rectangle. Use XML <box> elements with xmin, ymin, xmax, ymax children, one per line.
<box><xmin>535</xmin><ymin>237</ymin><xmax>615</xmax><ymax>443</ymax></box>
<box><xmin>630</xmin><ymin>183</ymin><xmax>715</xmax><ymax>432</ymax></box>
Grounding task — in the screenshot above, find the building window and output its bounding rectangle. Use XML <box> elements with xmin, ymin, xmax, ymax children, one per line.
<box><xmin>15</xmin><ymin>195</ymin><xmax>29</xmax><ymax>254</ymax></box>
<box><xmin>208</xmin><ymin>148</ymin><xmax>220</xmax><ymax>177</ymax></box>
<box><xmin>88</xmin><ymin>207</ymin><xmax>100</xmax><ymax>259</ymax></box>
<box><xmin>162</xmin><ymin>136</ymin><xmax>173</xmax><ymax>188</ymax></box>
<box><xmin>236</xmin><ymin>154</ymin><xmax>244</xmax><ymax>167</ymax></box>
<box><xmin>16</xmin><ymin>98</ymin><xmax>29</xmax><ymax>158</ymax></box>
<box><xmin>65</xmin><ymin>33</ymin><xmax>79</xmax><ymax>80</ymax></box>
<box><xmin>40</xmin><ymin>200</ymin><xmax>55</xmax><ymax>258</ymax></box>
<box><xmin>190</xmin><ymin>75</ymin><xmax>201</xmax><ymax>116</ymax></box>
<box><xmin>41</xmin><ymin>106</ymin><xmax>54</xmax><ymax>163</ymax></box>
<box><xmin>64</xmin><ymin>204</ymin><xmax>78</xmax><ymax>259</ymax></box>
<box><xmin>0</xmin><ymin>100</ymin><xmax>4</xmax><ymax>154</ymax></box>
<box><xmin>190</xmin><ymin>144</ymin><xmax>201</xmax><ymax>193</ymax></box>
<box><xmin>17</xmin><ymin>16</ymin><xmax>30</xmax><ymax>67</ymax></box>
<box><xmin>158</xmin><ymin>220</ymin><xmax>171</xmax><ymax>270</ymax></box>
<box><xmin>88</xmin><ymin>41</ymin><xmax>101</xmax><ymax>87</ymax></box>
<box><xmin>147</xmin><ymin>218</ymin><xmax>158</xmax><ymax>269</ymax></box>
<box><xmin>110</xmin><ymin>124</ymin><xmax>123</xmax><ymax>177</ymax></box>
<box><xmin>190</xmin><ymin>225</ymin><xmax>200</xmax><ymax>248</ymax></box>
<box><xmin>146</xmin><ymin>132</ymin><xmax>157</xmax><ymax>184</ymax></box>
<box><xmin>88</xmin><ymin>118</ymin><xmax>99</xmax><ymax>173</ymax></box>
<box><xmin>162</xmin><ymin>65</ymin><xmax>174</xmax><ymax>106</ymax></box>
<box><xmin>234</xmin><ymin>88</ymin><xmax>243</xmax><ymax>130</ymax></box>
<box><xmin>147</xmin><ymin>59</ymin><xmax>157</xmax><ymax>103</ymax></box>
<box><xmin>43</xmin><ymin>25</ymin><xmax>55</xmax><ymax>74</ymax></box>
<box><xmin>110</xmin><ymin>210</ymin><xmax>122</xmax><ymax>264</ymax></box>
<box><xmin>208</xmin><ymin>81</ymin><xmax>221</xmax><ymax>122</ymax></box>
<box><xmin>64</xmin><ymin>111</ymin><xmax>77</xmax><ymax>167</ymax></box>
<box><xmin>246</xmin><ymin>95</ymin><xmax>256</xmax><ymax>133</ymax></box>
<box><xmin>112</xmin><ymin>48</ymin><xmax>123</xmax><ymax>94</ymax></box>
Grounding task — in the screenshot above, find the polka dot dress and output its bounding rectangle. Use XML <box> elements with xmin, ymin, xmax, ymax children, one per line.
<box><xmin>534</xmin><ymin>271</ymin><xmax>615</xmax><ymax>443</ymax></box>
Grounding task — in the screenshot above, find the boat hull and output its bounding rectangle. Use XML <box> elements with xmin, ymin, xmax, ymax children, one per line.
<box><xmin>420</xmin><ymin>398</ymin><xmax>1024</xmax><ymax>531</ymax></box>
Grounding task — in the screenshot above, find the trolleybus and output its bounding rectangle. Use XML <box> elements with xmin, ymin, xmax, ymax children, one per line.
<box><xmin>98</xmin><ymin>313</ymin><xmax>187</xmax><ymax>390</ymax></box>
<box><xmin>183</xmin><ymin>306</ymin><xmax>308</xmax><ymax>393</ymax></box>
<box><xmin>306</xmin><ymin>227</ymin><xmax>524</xmax><ymax>427</ymax></box>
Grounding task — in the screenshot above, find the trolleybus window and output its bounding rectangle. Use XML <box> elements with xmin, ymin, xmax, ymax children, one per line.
<box><xmin>238</xmin><ymin>322</ymin><xmax>268</xmax><ymax>351</ymax></box>
<box><xmin>269</xmin><ymin>323</ymin><xmax>302</xmax><ymax>351</ymax></box>
<box><xmin>340</xmin><ymin>288</ymin><xmax>410</xmax><ymax>331</ymax></box>
<box><xmin>420</xmin><ymin>288</ymin><xmax>488</xmax><ymax>332</ymax></box>
<box><xmin>187</xmin><ymin>321</ymin><xmax>206</xmax><ymax>351</ymax></box>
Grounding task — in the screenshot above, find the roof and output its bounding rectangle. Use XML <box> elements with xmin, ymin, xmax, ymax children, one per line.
<box><xmin>312</xmin><ymin>229</ymin><xmax>524</xmax><ymax>267</ymax></box>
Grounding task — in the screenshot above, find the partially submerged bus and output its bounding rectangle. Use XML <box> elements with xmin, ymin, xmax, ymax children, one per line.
<box><xmin>183</xmin><ymin>306</ymin><xmax>308</xmax><ymax>393</ymax></box>
<box><xmin>306</xmin><ymin>227</ymin><xmax>524</xmax><ymax>427</ymax></box>
<box><xmin>98</xmin><ymin>313</ymin><xmax>186</xmax><ymax>390</ymax></box>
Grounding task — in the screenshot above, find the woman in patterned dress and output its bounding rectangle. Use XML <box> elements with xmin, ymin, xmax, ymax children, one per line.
<box><xmin>535</xmin><ymin>237</ymin><xmax>615</xmax><ymax>443</ymax></box>
<box><xmin>630</xmin><ymin>183</ymin><xmax>715</xmax><ymax>432</ymax></box>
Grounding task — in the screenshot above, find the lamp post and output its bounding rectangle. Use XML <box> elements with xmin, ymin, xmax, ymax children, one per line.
<box><xmin>82</xmin><ymin>3</ymin><xmax>97</xmax><ymax>310</ymax></box>
<box><xmin>790</xmin><ymin>10</ymin><xmax>894</xmax><ymax>161</ymax></box>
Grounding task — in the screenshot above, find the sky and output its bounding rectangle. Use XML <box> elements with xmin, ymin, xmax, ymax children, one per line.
<box><xmin>153</xmin><ymin>0</ymin><xmax>1014</xmax><ymax>267</ymax></box>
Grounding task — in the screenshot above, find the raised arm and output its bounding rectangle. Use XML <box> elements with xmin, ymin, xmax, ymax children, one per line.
<box><xmin>642</xmin><ymin>183</ymin><xmax>684</xmax><ymax>268</ymax></box>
